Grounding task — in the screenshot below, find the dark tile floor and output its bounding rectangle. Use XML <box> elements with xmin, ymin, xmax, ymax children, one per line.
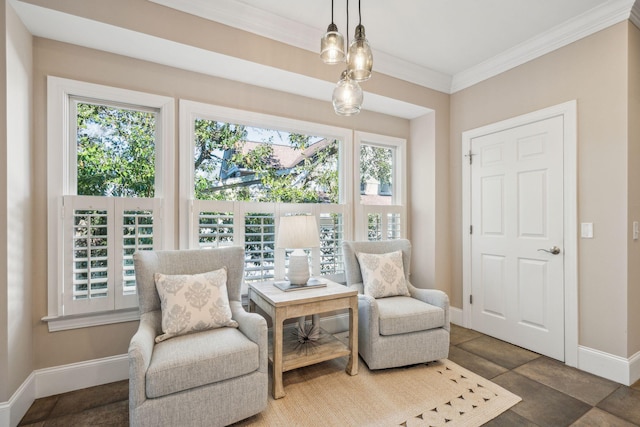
<box><xmin>19</xmin><ymin>324</ymin><xmax>640</xmax><ymax>426</ymax></box>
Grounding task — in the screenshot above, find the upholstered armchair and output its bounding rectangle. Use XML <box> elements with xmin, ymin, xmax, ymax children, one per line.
<box><xmin>128</xmin><ymin>247</ymin><xmax>268</xmax><ymax>427</ymax></box>
<box><xmin>342</xmin><ymin>239</ymin><xmax>450</xmax><ymax>370</ymax></box>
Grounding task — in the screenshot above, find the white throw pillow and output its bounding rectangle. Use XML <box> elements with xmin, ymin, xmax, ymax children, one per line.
<box><xmin>154</xmin><ymin>267</ymin><xmax>238</xmax><ymax>343</ymax></box>
<box><xmin>356</xmin><ymin>250</ymin><xmax>410</xmax><ymax>298</ymax></box>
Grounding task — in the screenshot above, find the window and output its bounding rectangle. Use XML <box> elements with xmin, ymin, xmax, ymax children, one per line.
<box><xmin>46</xmin><ymin>77</ymin><xmax>174</xmax><ymax>329</ymax></box>
<box><xmin>355</xmin><ymin>132</ymin><xmax>407</xmax><ymax>241</ymax></box>
<box><xmin>45</xmin><ymin>84</ymin><xmax>407</xmax><ymax>331</ymax></box>
<box><xmin>180</xmin><ymin>101</ymin><xmax>352</xmax><ymax>283</ymax></box>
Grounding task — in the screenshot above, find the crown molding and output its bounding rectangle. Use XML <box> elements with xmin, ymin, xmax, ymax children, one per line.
<box><xmin>153</xmin><ymin>0</ymin><xmax>636</xmax><ymax>94</ymax></box>
<box><xmin>451</xmin><ymin>0</ymin><xmax>635</xmax><ymax>93</ymax></box>
<box><xmin>148</xmin><ymin>0</ymin><xmax>452</xmax><ymax>93</ymax></box>
<box><xmin>18</xmin><ymin>0</ymin><xmax>637</xmax><ymax>100</ymax></box>
<box><xmin>630</xmin><ymin>0</ymin><xmax>640</xmax><ymax>29</ymax></box>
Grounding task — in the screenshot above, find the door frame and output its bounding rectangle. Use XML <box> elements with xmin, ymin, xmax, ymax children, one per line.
<box><xmin>461</xmin><ymin>100</ymin><xmax>578</xmax><ymax>367</ymax></box>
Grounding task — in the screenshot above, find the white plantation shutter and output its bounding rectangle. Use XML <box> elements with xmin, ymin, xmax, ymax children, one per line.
<box><xmin>319</xmin><ymin>211</ymin><xmax>345</xmax><ymax>275</ymax></box>
<box><xmin>115</xmin><ymin>198</ymin><xmax>162</xmax><ymax>309</ymax></box>
<box><xmin>64</xmin><ymin>196</ymin><xmax>114</xmax><ymax>314</ymax></box>
<box><xmin>244</xmin><ymin>210</ymin><xmax>276</xmax><ymax>283</ymax></box>
<box><xmin>363</xmin><ymin>205</ymin><xmax>405</xmax><ymax>241</ymax></box>
<box><xmin>190</xmin><ymin>200</ymin><xmax>348</xmax><ymax>282</ymax></box>
<box><xmin>193</xmin><ymin>200</ymin><xmax>236</xmax><ymax>248</ymax></box>
<box><xmin>387</xmin><ymin>212</ymin><xmax>402</xmax><ymax>240</ymax></box>
<box><xmin>63</xmin><ymin>196</ymin><xmax>161</xmax><ymax>315</ymax></box>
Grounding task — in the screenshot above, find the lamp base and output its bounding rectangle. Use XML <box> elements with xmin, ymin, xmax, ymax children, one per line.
<box><xmin>286</xmin><ymin>249</ymin><xmax>310</xmax><ymax>285</ymax></box>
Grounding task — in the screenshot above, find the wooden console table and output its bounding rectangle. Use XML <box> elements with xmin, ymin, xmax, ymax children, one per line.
<box><xmin>247</xmin><ymin>279</ymin><xmax>358</xmax><ymax>399</ymax></box>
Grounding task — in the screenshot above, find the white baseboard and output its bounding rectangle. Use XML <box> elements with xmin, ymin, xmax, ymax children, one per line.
<box><xmin>449</xmin><ymin>306</ymin><xmax>463</xmax><ymax>326</ymax></box>
<box><xmin>0</xmin><ymin>354</ymin><xmax>128</xmax><ymax>427</ymax></box>
<box><xmin>0</xmin><ymin>372</ymin><xmax>35</xmax><ymax>427</ymax></box>
<box><xmin>318</xmin><ymin>313</ymin><xmax>350</xmax><ymax>334</ymax></box>
<box><xmin>578</xmin><ymin>345</ymin><xmax>640</xmax><ymax>386</ymax></box>
<box><xmin>630</xmin><ymin>350</ymin><xmax>640</xmax><ymax>386</ymax></box>
<box><xmin>35</xmin><ymin>354</ymin><xmax>129</xmax><ymax>398</ymax></box>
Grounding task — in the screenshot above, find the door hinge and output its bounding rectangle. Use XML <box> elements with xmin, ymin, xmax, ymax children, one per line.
<box><xmin>470</xmin><ymin>225</ymin><xmax>473</xmax><ymax>235</ymax></box>
<box><xmin>470</xmin><ymin>294</ymin><xmax>473</xmax><ymax>304</ymax></box>
<box><xmin>464</xmin><ymin>150</ymin><xmax>476</xmax><ymax>165</ymax></box>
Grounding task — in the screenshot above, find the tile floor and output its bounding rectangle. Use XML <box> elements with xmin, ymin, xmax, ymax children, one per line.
<box><xmin>19</xmin><ymin>324</ymin><xmax>640</xmax><ymax>426</ymax></box>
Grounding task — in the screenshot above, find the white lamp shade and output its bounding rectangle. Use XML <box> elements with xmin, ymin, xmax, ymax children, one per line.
<box><xmin>276</xmin><ymin>215</ymin><xmax>320</xmax><ymax>249</ymax></box>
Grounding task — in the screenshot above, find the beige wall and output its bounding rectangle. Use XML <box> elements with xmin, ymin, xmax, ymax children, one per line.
<box><xmin>451</xmin><ymin>23</ymin><xmax>630</xmax><ymax>357</ymax></box>
<box><xmin>17</xmin><ymin>0</ymin><xmax>637</xmax><ymax>386</ymax></box>
<box><xmin>1</xmin><ymin>0</ymin><xmax>33</xmax><ymax>402</ymax></box>
<box><xmin>31</xmin><ymin>34</ymin><xmax>450</xmax><ymax>369</ymax></box>
<box><xmin>409</xmin><ymin>107</ymin><xmax>452</xmax><ymax>297</ymax></box>
<box><xmin>628</xmin><ymin>22</ymin><xmax>640</xmax><ymax>358</ymax></box>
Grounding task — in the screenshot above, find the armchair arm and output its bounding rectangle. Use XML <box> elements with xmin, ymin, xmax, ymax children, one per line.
<box><xmin>230</xmin><ymin>301</ymin><xmax>268</xmax><ymax>373</ymax></box>
<box><xmin>128</xmin><ymin>310</ymin><xmax>160</xmax><ymax>409</ymax></box>
<box><xmin>407</xmin><ymin>282</ymin><xmax>450</xmax><ymax>331</ymax></box>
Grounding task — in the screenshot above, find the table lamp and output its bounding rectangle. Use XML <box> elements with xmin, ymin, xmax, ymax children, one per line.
<box><xmin>276</xmin><ymin>215</ymin><xmax>320</xmax><ymax>285</ymax></box>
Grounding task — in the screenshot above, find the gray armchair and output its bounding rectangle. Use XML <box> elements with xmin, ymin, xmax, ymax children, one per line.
<box><xmin>128</xmin><ymin>247</ymin><xmax>268</xmax><ymax>427</ymax></box>
<box><xmin>343</xmin><ymin>239</ymin><xmax>450</xmax><ymax>370</ymax></box>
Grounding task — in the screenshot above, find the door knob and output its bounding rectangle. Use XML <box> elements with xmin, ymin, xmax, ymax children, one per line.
<box><xmin>538</xmin><ymin>246</ymin><xmax>561</xmax><ymax>255</ymax></box>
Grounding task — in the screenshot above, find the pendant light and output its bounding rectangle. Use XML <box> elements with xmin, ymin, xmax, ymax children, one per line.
<box><xmin>322</xmin><ymin>0</ymin><xmax>370</xmax><ymax>115</ymax></box>
<box><xmin>320</xmin><ymin>0</ymin><xmax>345</xmax><ymax>64</ymax></box>
<box><xmin>347</xmin><ymin>0</ymin><xmax>373</xmax><ymax>82</ymax></box>
<box><xmin>333</xmin><ymin>70</ymin><xmax>363</xmax><ymax>116</ymax></box>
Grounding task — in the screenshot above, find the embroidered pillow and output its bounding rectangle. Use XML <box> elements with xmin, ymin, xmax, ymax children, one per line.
<box><xmin>356</xmin><ymin>250</ymin><xmax>410</xmax><ymax>298</ymax></box>
<box><xmin>154</xmin><ymin>267</ymin><xmax>238</xmax><ymax>343</ymax></box>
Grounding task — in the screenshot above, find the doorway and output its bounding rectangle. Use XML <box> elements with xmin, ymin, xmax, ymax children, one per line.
<box><xmin>461</xmin><ymin>101</ymin><xmax>578</xmax><ymax>366</ymax></box>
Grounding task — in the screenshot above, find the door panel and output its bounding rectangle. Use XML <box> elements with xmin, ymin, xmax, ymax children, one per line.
<box><xmin>471</xmin><ymin>116</ymin><xmax>564</xmax><ymax>360</ymax></box>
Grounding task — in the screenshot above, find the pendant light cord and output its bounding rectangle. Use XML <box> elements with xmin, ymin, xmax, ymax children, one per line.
<box><xmin>358</xmin><ymin>0</ymin><xmax>362</xmax><ymax>25</ymax></box>
<box><xmin>346</xmin><ymin>0</ymin><xmax>350</xmax><ymax>45</ymax></box>
<box><xmin>331</xmin><ymin>0</ymin><xmax>334</xmax><ymax>24</ymax></box>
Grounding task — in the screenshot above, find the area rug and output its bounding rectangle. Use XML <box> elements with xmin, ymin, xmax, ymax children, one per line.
<box><xmin>233</xmin><ymin>357</ymin><xmax>521</xmax><ymax>427</ymax></box>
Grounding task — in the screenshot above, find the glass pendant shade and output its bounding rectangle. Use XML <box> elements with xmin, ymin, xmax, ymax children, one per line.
<box><xmin>320</xmin><ymin>23</ymin><xmax>345</xmax><ymax>64</ymax></box>
<box><xmin>347</xmin><ymin>24</ymin><xmax>373</xmax><ymax>82</ymax></box>
<box><xmin>332</xmin><ymin>70</ymin><xmax>363</xmax><ymax>116</ymax></box>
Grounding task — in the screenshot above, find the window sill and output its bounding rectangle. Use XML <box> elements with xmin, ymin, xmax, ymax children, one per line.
<box><xmin>42</xmin><ymin>309</ymin><xmax>140</xmax><ymax>332</ymax></box>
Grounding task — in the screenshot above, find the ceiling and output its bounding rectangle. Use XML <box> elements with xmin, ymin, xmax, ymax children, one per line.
<box><xmin>151</xmin><ymin>0</ymin><xmax>639</xmax><ymax>92</ymax></box>
<box><xmin>11</xmin><ymin>0</ymin><xmax>640</xmax><ymax>118</ymax></box>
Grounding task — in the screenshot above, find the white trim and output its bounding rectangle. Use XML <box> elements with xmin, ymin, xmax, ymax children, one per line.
<box><xmin>35</xmin><ymin>354</ymin><xmax>129</xmax><ymax>398</ymax></box>
<box><xmin>0</xmin><ymin>372</ymin><xmax>35</xmax><ymax>427</ymax></box>
<box><xmin>452</xmin><ymin>0</ymin><xmax>635</xmax><ymax>92</ymax></box>
<box><xmin>449</xmin><ymin>306</ymin><xmax>463</xmax><ymax>326</ymax></box>
<box><xmin>578</xmin><ymin>346</ymin><xmax>639</xmax><ymax>386</ymax></box>
<box><xmin>631</xmin><ymin>1</ymin><xmax>640</xmax><ymax>29</ymax></box>
<box><xmin>148</xmin><ymin>0</ymin><xmax>633</xmax><ymax>95</ymax></box>
<box><xmin>630</xmin><ymin>350</ymin><xmax>640</xmax><ymax>386</ymax></box>
<box><xmin>354</xmin><ymin>132</ymin><xmax>408</xmax><ymax>241</ymax></box>
<box><xmin>148</xmin><ymin>0</ymin><xmax>453</xmax><ymax>94</ymax></box>
<box><xmin>461</xmin><ymin>100</ymin><xmax>578</xmax><ymax>367</ymax></box>
<box><xmin>178</xmin><ymin>99</ymin><xmax>354</xmax><ymax>249</ymax></box>
<box><xmin>43</xmin><ymin>309</ymin><xmax>140</xmax><ymax>332</ymax></box>
<box><xmin>318</xmin><ymin>313</ymin><xmax>350</xmax><ymax>335</ymax></box>
<box><xmin>46</xmin><ymin>76</ymin><xmax>175</xmax><ymax>324</ymax></box>
<box><xmin>0</xmin><ymin>354</ymin><xmax>128</xmax><ymax>427</ymax></box>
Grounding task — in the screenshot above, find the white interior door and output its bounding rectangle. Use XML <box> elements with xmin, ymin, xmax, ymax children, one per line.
<box><xmin>470</xmin><ymin>115</ymin><xmax>565</xmax><ymax>361</ymax></box>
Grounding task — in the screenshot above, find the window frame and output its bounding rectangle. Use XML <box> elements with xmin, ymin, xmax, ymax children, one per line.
<box><xmin>179</xmin><ymin>100</ymin><xmax>353</xmax><ymax>282</ymax></box>
<box><xmin>45</xmin><ymin>76</ymin><xmax>175</xmax><ymax>331</ymax></box>
<box><xmin>354</xmin><ymin>131</ymin><xmax>407</xmax><ymax>241</ymax></box>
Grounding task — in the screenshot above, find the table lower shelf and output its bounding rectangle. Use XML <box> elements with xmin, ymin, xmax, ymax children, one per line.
<box><xmin>268</xmin><ymin>326</ymin><xmax>351</xmax><ymax>372</ymax></box>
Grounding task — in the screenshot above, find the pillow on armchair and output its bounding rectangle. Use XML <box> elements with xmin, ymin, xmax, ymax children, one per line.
<box><xmin>356</xmin><ymin>250</ymin><xmax>411</xmax><ymax>298</ymax></box>
<box><xmin>154</xmin><ymin>267</ymin><xmax>238</xmax><ymax>343</ymax></box>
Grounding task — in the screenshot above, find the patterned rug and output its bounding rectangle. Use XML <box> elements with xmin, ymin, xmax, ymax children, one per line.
<box><xmin>233</xmin><ymin>356</ymin><xmax>521</xmax><ymax>427</ymax></box>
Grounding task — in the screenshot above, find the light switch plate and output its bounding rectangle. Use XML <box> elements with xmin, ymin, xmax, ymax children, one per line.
<box><xmin>634</xmin><ymin>221</ymin><xmax>639</xmax><ymax>240</ymax></box>
<box><xmin>581</xmin><ymin>223</ymin><xmax>593</xmax><ymax>239</ymax></box>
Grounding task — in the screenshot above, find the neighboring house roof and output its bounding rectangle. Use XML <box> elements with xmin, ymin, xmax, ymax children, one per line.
<box><xmin>240</xmin><ymin>138</ymin><xmax>331</xmax><ymax>169</ymax></box>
